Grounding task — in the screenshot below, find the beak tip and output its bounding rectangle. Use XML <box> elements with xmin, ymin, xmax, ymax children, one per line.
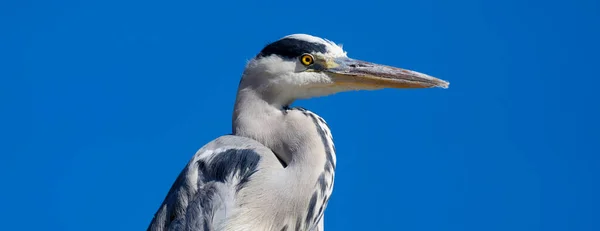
<box><xmin>438</xmin><ymin>81</ymin><xmax>450</xmax><ymax>89</ymax></box>
<box><xmin>427</xmin><ymin>76</ymin><xmax>449</xmax><ymax>89</ymax></box>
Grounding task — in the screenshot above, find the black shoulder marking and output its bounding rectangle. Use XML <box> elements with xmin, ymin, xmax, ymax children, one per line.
<box><xmin>258</xmin><ymin>38</ymin><xmax>328</xmax><ymax>59</ymax></box>
<box><xmin>196</xmin><ymin>149</ymin><xmax>261</xmax><ymax>192</ymax></box>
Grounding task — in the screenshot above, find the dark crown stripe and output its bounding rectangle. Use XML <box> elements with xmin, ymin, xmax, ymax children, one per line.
<box><xmin>258</xmin><ymin>38</ymin><xmax>328</xmax><ymax>59</ymax></box>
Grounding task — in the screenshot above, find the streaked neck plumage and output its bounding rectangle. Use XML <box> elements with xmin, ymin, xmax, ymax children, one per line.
<box><xmin>232</xmin><ymin>85</ymin><xmax>335</xmax><ymax>170</ymax></box>
<box><xmin>231</xmin><ymin>72</ymin><xmax>336</xmax><ymax>231</ymax></box>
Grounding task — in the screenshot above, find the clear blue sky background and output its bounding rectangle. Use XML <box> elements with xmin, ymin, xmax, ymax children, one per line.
<box><xmin>2</xmin><ymin>0</ymin><xmax>599</xmax><ymax>230</ymax></box>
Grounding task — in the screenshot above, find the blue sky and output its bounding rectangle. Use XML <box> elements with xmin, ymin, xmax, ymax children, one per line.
<box><xmin>2</xmin><ymin>0</ymin><xmax>599</xmax><ymax>230</ymax></box>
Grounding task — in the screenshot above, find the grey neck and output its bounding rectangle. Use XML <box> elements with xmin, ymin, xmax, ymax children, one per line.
<box><xmin>232</xmin><ymin>87</ymin><xmax>331</xmax><ymax>170</ymax></box>
<box><xmin>231</xmin><ymin>85</ymin><xmax>337</xmax><ymax>231</ymax></box>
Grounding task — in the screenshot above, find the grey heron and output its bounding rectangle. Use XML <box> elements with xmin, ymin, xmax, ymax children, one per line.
<box><xmin>147</xmin><ymin>34</ymin><xmax>449</xmax><ymax>231</ymax></box>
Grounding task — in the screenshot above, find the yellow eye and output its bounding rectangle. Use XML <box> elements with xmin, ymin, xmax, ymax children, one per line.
<box><xmin>300</xmin><ymin>54</ymin><xmax>314</xmax><ymax>66</ymax></box>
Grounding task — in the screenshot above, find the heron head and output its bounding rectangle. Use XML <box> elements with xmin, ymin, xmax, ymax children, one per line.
<box><xmin>239</xmin><ymin>34</ymin><xmax>449</xmax><ymax>106</ymax></box>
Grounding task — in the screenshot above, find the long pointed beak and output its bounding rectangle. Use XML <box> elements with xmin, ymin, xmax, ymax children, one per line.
<box><xmin>325</xmin><ymin>57</ymin><xmax>449</xmax><ymax>89</ymax></box>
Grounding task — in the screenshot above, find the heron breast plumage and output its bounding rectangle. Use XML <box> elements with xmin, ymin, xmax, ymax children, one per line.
<box><xmin>148</xmin><ymin>108</ymin><xmax>336</xmax><ymax>231</ymax></box>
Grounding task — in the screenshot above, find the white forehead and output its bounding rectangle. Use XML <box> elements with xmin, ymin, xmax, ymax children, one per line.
<box><xmin>282</xmin><ymin>34</ymin><xmax>347</xmax><ymax>57</ymax></box>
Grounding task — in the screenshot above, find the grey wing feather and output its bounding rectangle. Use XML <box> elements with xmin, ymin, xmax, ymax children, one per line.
<box><xmin>147</xmin><ymin>135</ymin><xmax>277</xmax><ymax>231</ymax></box>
